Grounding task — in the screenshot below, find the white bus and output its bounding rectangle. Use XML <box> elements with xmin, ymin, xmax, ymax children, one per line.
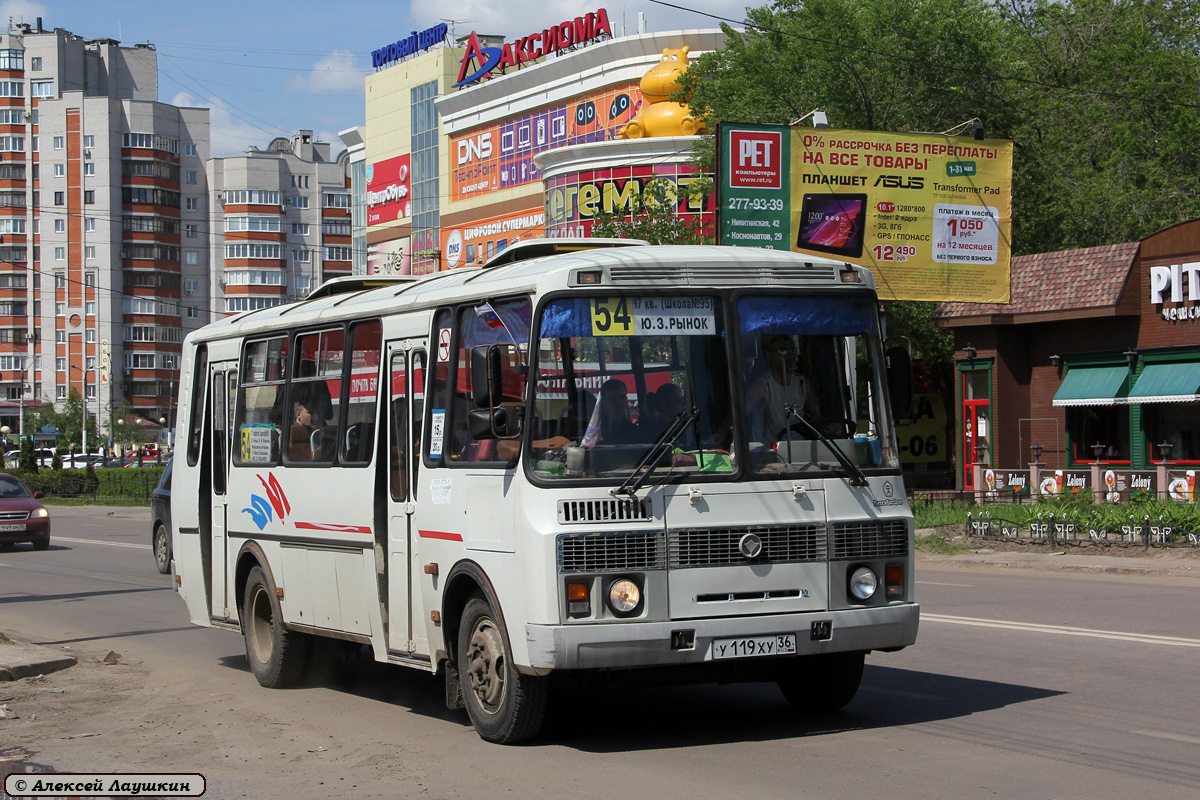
<box><xmin>172</xmin><ymin>242</ymin><xmax>919</xmax><ymax>744</ymax></box>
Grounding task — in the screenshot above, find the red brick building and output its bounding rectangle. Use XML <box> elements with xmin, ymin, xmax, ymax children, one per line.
<box><xmin>933</xmin><ymin>220</ymin><xmax>1200</xmax><ymax>491</ymax></box>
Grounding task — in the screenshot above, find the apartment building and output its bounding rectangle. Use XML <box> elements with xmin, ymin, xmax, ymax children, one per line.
<box><xmin>0</xmin><ymin>20</ymin><xmax>210</xmax><ymax>440</ymax></box>
<box><xmin>207</xmin><ymin>131</ymin><xmax>352</xmax><ymax>313</ymax></box>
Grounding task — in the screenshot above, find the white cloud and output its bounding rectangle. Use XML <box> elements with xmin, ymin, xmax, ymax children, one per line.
<box><xmin>0</xmin><ymin>0</ymin><xmax>48</xmax><ymax>27</ymax></box>
<box><xmin>287</xmin><ymin>50</ymin><xmax>366</xmax><ymax>94</ymax></box>
<box><xmin>171</xmin><ymin>90</ymin><xmax>278</xmax><ymax>159</ymax></box>
<box><xmin>407</xmin><ymin>0</ymin><xmax>749</xmax><ymax>40</ymax></box>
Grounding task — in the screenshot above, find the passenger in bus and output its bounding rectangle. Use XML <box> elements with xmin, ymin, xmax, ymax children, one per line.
<box><xmin>582</xmin><ymin>379</ymin><xmax>639</xmax><ymax>447</ymax></box>
<box><xmin>745</xmin><ymin>334</ymin><xmax>817</xmax><ymax>442</ymax></box>
<box><xmin>289</xmin><ymin>398</ymin><xmax>324</xmax><ymax>462</ymax></box>
<box><xmin>640</xmin><ymin>382</ymin><xmax>686</xmax><ymax>439</ymax></box>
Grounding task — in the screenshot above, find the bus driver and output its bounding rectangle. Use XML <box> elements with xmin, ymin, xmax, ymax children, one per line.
<box><xmin>745</xmin><ymin>334</ymin><xmax>816</xmax><ymax>443</ymax></box>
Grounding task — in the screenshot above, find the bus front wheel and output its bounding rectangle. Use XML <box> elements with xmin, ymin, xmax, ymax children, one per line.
<box><xmin>777</xmin><ymin>651</ymin><xmax>865</xmax><ymax>713</ymax></box>
<box><xmin>457</xmin><ymin>597</ymin><xmax>548</xmax><ymax>744</ymax></box>
<box><xmin>242</xmin><ymin>565</ymin><xmax>309</xmax><ymax>688</ymax></box>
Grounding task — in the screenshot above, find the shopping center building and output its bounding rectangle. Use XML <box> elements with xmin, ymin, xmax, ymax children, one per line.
<box><xmin>357</xmin><ymin>11</ymin><xmax>723</xmax><ymax>276</ymax></box>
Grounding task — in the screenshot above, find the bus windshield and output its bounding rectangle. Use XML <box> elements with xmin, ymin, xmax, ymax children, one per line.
<box><xmin>528</xmin><ymin>292</ymin><xmax>900</xmax><ymax>482</ymax></box>
<box><xmin>529</xmin><ymin>295</ymin><xmax>736</xmax><ymax>479</ymax></box>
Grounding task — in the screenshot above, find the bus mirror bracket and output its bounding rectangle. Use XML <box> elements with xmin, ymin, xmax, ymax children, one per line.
<box><xmin>467</xmin><ymin>406</ymin><xmax>521</xmax><ymax>440</ymax></box>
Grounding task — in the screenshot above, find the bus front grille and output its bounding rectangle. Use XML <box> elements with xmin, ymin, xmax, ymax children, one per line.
<box><xmin>668</xmin><ymin>524</ymin><xmax>826</xmax><ymax>568</ymax></box>
<box><xmin>558</xmin><ymin>497</ymin><xmax>652</xmax><ymax>524</ymax></box>
<box><xmin>557</xmin><ymin>530</ymin><xmax>666</xmax><ymax>574</ymax></box>
<box><xmin>831</xmin><ymin>520</ymin><xmax>909</xmax><ymax>559</ymax></box>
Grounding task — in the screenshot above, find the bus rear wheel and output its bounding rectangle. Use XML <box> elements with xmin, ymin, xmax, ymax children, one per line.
<box><xmin>458</xmin><ymin>597</ymin><xmax>547</xmax><ymax>744</ymax></box>
<box><xmin>242</xmin><ymin>565</ymin><xmax>309</xmax><ymax>688</ymax></box>
<box><xmin>778</xmin><ymin>651</ymin><xmax>865</xmax><ymax>713</ymax></box>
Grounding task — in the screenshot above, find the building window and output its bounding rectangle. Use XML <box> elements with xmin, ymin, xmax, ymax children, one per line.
<box><xmin>222</xmin><ymin>189</ymin><xmax>281</xmax><ymax>205</ymax></box>
<box><xmin>53</xmin><ymin>163</ymin><xmax>64</xmax><ymax>177</ymax></box>
<box><xmin>122</xmin><ymin>133</ymin><xmax>179</xmax><ymax>154</ymax></box>
<box><xmin>57</xmin><ymin>385</ymin><xmax>66</xmax><ymax>399</ymax></box>
<box><xmin>185</xmin><ymin>197</ymin><xmax>198</xmax><ymax>210</ymax></box>
<box><xmin>30</xmin><ymin>80</ymin><xmax>54</xmax><ymax>99</ymax></box>
<box><xmin>0</xmin><ymin>135</ymin><xmax>22</xmax><ymax>152</ymax></box>
<box><xmin>86</xmin><ymin>356</ymin><xmax>96</xmax><ymax>370</ymax></box>
<box><xmin>53</xmin><ymin>191</ymin><xmax>64</xmax><ymax>205</ymax></box>
<box><xmin>185</xmin><ymin>224</ymin><xmax>197</xmax><ymax>238</ymax></box>
<box><xmin>85</xmin><ymin>218</ymin><xmax>96</xmax><ymax>232</ymax></box>
<box><xmin>55</xmin><ymin>331</ymin><xmax>66</xmax><ymax>343</ymax></box>
<box><xmin>185</xmin><ymin>170</ymin><xmax>197</xmax><ymax>184</ymax></box>
<box><xmin>30</xmin><ymin>56</ymin><xmax>41</xmax><ymax>70</ymax></box>
<box><xmin>224</xmin><ymin>243</ymin><xmax>282</xmax><ymax>259</ymax></box>
<box><xmin>84</xmin><ymin>273</ymin><xmax>95</xmax><ymax>287</ymax></box>
<box><xmin>322</xmin><ymin>220</ymin><xmax>351</xmax><ymax>236</ymax></box>
<box><xmin>185</xmin><ymin>251</ymin><xmax>199</xmax><ymax>266</ymax></box>
<box><xmin>54</xmin><ymin>247</ymin><xmax>65</xmax><ymax>261</ymax></box>
<box><xmin>324</xmin><ymin>193</ymin><xmax>351</xmax><ymax>209</ymax></box>
<box><xmin>53</xmin><ymin>135</ymin><xmax>64</xmax><ymax>150</ymax></box>
<box><xmin>84</xmin><ymin>190</ymin><xmax>95</xmax><ymax>204</ymax></box>
<box><xmin>292</xmin><ymin>249</ymin><xmax>310</xmax><ymax>263</ymax></box>
<box><xmin>185</xmin><ymin>278</ymin><xmax>198</xmax><ymax>293</ymax></box>
<box><xmin>55</xmin><ymin>302</ymin><xmax>64</xmax><ymax>316</ymax></box>
<box><xmin>54</xmin><ymin>273</ymin><xmax>66</xmax><ymax>289</ymax></box>
<box><xmin>324</xmin><ymin>246</ymin><xmax>352</xmax><ymax>261</ymax></box>
<box><xmin>185</xmin><ymin>144</ymin><xmax>197</xmax><ymax>157</ymax></box>
<box><xmin>84</xmin><ymin>162</ymin><xmax>95</xmax><ymax>176</ymax></box>
<box><xmin>30</xmin><ymin>136</ymin><xmax>36</xmax><ymax>152</ymax></box>
<box><xmin>225</xmin><ymin>297</ymin><xmax>283</xmax><ymax>313</ymax></box>
<box><xmin>296</xmin><ymin>275</ymin><xmax>311</xmax><ymax>291</ymax></box>
<box><xmin>0</xmin><ymin>81</ymin><xmax>23</xmax><ymax>98</ymax></box>
<box><xmin>56</xmin><ymin>357</ymin><xmax>65</xmax><ymax>372</ymax></box>
<box><xmin>186</xmin><ymin>306</ymin><xmax>198</xmax><ymax>319</ymax></box>
<box><xmin>225</xmin><ymin>216</ymin><xmax>282</xmax><ymax>233</ymax></box>
<box><xmin>85</xmin><ymin>246</ymin><xmax>95</xmax><ymax>259</ymax></box>
<box><xmin>292</xmin><ymin>223</ymin><xmax>309</xmax><ymax>235</ymax></box>
<box><xmin>85</xmin><ymin>301</ymin><xmax>96</xmax><ymax>315</ymax></box>
<box><xmin>83</xmin><ymin>135</ymin><xmax>94</xmax><ymax>148</ymax></box>
<box><xmin>86</xmin><ymin>330</ymin><xmax>96</xmax><ymax>343</ymax></box>
<box><xmin>86</xmin><ymin>384</ymin><xmax>96</xmax><ymax>399</ymax></box>
<box><xmin>1</xmin><ymin>51</ymin><xmax>26</xmax><ymax>70</ymax></box>
<box><xmin>290</xmin><ymin>196</ymin><xmax>309</xmax><ymax>209</ymax></box>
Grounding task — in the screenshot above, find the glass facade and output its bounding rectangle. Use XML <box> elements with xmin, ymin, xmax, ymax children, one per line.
<box><xmin>410</xmin><ymin>79</ymin><xmax>439</xmax><ymax>275</ymax></box>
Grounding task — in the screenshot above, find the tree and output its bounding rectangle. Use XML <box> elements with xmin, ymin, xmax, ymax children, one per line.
<box><xmin>28</xmin><ymin>389</ymin><xmax>101</xmax><ymax>453</ymax></box>
<box><xmin>18</xmin><ymin>436</ymin><xmax>35</xmax><ymax>472</ymax></box>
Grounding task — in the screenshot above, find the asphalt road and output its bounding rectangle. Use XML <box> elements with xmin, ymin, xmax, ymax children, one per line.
<box><xmin>2</xmin><ymin>507</ymin><xmax>1199</xmax><ymax>799</ymax></box>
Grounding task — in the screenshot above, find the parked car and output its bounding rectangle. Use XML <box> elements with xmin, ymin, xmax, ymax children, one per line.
<box><xmin>151</xmin><ymin>458</ymin><xmax>172</xmax><ymax>573</ymax></box>
<box><xmin>0</xmin><ymin>472</ymin><xmax>50</xmax><ymax>551</ymax></box>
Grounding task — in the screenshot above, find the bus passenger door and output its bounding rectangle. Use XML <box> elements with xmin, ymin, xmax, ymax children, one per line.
<box><xmin>208</xmin><ymin>364</ymin><xmax>236</xmax><ymax>620</ymax></box>
<box><xmin>385</xmin><ymin>344</ymin><xmax>426</xmax><ymax>656</ymax></box>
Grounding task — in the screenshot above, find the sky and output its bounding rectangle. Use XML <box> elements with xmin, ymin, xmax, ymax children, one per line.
<box><xmin>5</xmin><ymin>0</ymin><xmax>751</xmax><ymax>157</ymax></box>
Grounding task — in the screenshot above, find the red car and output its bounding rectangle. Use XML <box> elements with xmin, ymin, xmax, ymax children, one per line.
<box><xmin>0</xmin><ymin>473</ymin><xmax>51</xmax><ymax>551</ymax></box>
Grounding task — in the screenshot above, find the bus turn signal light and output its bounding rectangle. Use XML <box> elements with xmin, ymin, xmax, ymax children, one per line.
<box><xmin>567</xmin><ymin>581</ymin><xmax>591</xmax><ymax>618</ymax></box>
<box><xmin>885</xmin><ymin>565</ymin><xmax>904</xmax><ymax>599</ymax></box>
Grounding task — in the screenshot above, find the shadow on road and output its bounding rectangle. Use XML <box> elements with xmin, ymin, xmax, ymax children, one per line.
<box><xmin>0</xmin><ymin>585</ymin><xmax>172</xmax><ymax>605</ymax></box>
<box><xmin>213</xmin><ymin>643</ymin><xmax>1064</xmax><ymax>750</ymax></box>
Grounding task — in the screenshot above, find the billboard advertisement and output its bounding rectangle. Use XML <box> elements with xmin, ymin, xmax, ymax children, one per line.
<box><xmin>440</xmin><ymin>208</ymin><xmax>546</xmax><ymax>268</ymax></box>
<box><xmin>716</xmin><ymin>123</ymin><xmax>1014</xmax><ymax>303</ymax></box>
<box><xmin>450</xmin><ymin>81</ymin><xmax>643</xmax><ymax>202</ymax></box>
<box><xmin>367</xmin><ymin>236</ymin><xmax>411</xmax><ymax>275</ymax></box>
<box><xmin>366</xmin><ymin>154</ymin><xmax>411</xmax><ymax>226</ymax></box>
<box><xmin>544</xmin><ymin>162</ymin><xmax>713</xmax><ymax>238</ymax></box>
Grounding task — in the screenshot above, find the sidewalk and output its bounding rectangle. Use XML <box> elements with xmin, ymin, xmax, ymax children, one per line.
<box><xmin>917</xmin><ymin>530</ymin><xmax>1200</xmax><ymax>580</ymax></box>
<box><xmin>0</xmin><ymin>639</ymin><xmax>76</xmax><ymax>682</ymax></box>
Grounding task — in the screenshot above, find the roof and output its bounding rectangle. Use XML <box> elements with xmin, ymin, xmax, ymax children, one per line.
<box><xmin>933</xmin><ymin>242</ymin><xmax>1140</xmax><ymax>325</ymax></box>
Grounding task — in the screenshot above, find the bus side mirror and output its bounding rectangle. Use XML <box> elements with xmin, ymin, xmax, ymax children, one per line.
<box><xmin>470</xmin><ymin>346</ymin><xmax>503</xmax><ymax>408</ymax></box>
<box><xmin>467</xmin><ymin>406</ymin><xmax>521</xmax><ymax>439</ymax></box>
<box><xmin>886</xmin><ymin>346</ymin><xmax>914</xmax><ymax>421</ymax></box>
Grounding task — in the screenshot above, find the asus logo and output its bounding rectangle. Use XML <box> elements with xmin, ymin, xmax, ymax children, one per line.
<box><xmin>873</xmin><ymin>174</ymin><xmax>924</xmax><ymax>189</ymax></box>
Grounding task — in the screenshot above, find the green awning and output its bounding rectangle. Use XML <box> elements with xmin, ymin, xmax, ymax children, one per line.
<box><xmin>1052</xmin><ymin>366</ymin><xmax>1129</xmax><ymax>407</ymax></box>
<box><xmin>1127</xmin><ymin>362</ymin><xmax>1200</xmax><ymax>404</ymax></box>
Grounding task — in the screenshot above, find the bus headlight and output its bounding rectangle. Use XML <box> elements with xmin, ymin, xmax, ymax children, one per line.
<box><xmin>607</xmin><ymin>578</ymin><xmax>642</xmax><ymax>616</ymax></box>
<box><xmin>848</xmin><ymin>567</ymin><xmax>878</xmax><ymax>601</ymax></box>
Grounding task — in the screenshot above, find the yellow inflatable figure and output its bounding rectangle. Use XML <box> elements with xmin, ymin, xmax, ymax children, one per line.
<box><xmin>619</xmin><ymin>46</ymin><xmax>706</xmax><ymax>139</ymax></box>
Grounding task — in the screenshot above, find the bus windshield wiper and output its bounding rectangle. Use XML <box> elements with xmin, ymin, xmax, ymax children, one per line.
<box><xmin>782</xmin><ymin>404</ymin><xmax>869</xmax><ymax>487</ymax></box>
<box><xmin>610</xmin><ymin>408</ymin><xmax>699</xmax><ymax>499</ymax></box>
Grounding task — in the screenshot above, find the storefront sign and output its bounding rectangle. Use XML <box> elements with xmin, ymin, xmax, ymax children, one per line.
<box><xmin>716</xmin><ymin>123</ymin><xmax>1014</xmax><ymax>303</ymax></box>
<box><xmin>450</xmin><ymin>82</ymin><xmax>641</xmax><ymax>201</ymax></box>
<box><xmin>893</xmin><ymin>393</ymin><xmax>946</xmax><ymax>464</ymax></box>
<box><xmin>371</xmin><ymin>23</ymin><xmax>448</xmax><ymax>69</ymax></box>
<box><xmin>544</xmin><ymin>163</ymin><xmax>711</xmax><ymax>238</ymax></box>
<box><xmin>454</xmin><ymin>9</ymin><xmax>612</xmax><ymax>88</ymax></box>
<box><xmin>440</xmin><ymin>208</ymin><xmax>546</xmax><ymax>268</ymax></box>
<box><xmin>366</xmin><ymin>155</ymin><xmax>410</xmax><ymax>226</ymax></box>
<box><xmin>1149</xmin><ymin>262</ymin><xmax>1200</xmax><ymax>321</ymax></box>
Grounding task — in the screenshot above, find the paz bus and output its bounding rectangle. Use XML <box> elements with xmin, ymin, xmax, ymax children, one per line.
<box><xmin>171</xmin><ymin>242</ymin><xmax>919</xmax><ymax>744</ymax></box>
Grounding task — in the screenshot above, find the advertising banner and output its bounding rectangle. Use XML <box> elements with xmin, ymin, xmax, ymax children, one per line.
<box><xmin>367</xmin><ymin>236</ymin><xmax>411</xmax><ymax>275</ymax></box>
<box><xmin>451</xmin><ymin>82</ymin><xmax>642</xmax><ymax>202</ymax></box>
<box><xmin>440</xmin><ymin>208</ymin><xmax>546</xmax><ymax>268</ymax></box>
<box><xmin>366</xmin><ymin>154</ymin><xmax>411</xmax><ymax>226</ymax></box>
<box><xmin>717</xmin><ymin>123</ymin><xmax>1014</xmax><ymax>303</ymax></box>
<box><xmin>544</xmin><ymin>162</ymin><xmax>712</xmax><ymax>238</ymax></box>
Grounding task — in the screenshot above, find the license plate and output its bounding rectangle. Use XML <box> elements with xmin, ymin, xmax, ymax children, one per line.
<box><xmin>711</xmin><ymin>634</ymin><xmax>797</xmax><ymax>660</ymax></box>
<box><xmin>0</xmin><ymin>523</ymin><xmax>26</xmax><ymax>531</ymax></box>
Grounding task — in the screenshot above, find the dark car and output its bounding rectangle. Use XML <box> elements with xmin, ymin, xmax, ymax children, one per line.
<box><xmin>0</xmin><ymin>473</ymin><xmax>51</xmax><ymax>551</ymax></box>
<box><xmin>151</xmin><ymin>458</ymin><xmax>172</xmax><ymax>573</ymax></box>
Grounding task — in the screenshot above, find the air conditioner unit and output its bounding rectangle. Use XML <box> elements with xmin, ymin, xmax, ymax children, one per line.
<box><xmin>299</xmin><ymin>288</ymin><xmax>310</xmax><ymax>297</ymax></box>
<box><xmin>83</xmin><ymin>149</ymin><xmax>91</xmax><ymax>159</ymax></box>
<box><xmin>184</xmin><ymin>289</ymin><xmax>193</xmax><ymax>295</ymax></box>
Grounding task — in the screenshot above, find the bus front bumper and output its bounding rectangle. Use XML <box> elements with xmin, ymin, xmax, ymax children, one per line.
<box><xmin>524</xmin><ymin>602</ymin><xmax>919</xmax><ymax>671</ymax></box>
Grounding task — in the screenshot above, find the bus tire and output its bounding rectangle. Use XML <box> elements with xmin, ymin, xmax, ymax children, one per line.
<box><xmin>153</xmin><ymin>524</ymin><xmax>171</xmax><ymax>574</ymax></box>
<box><xmin>458</xmin><ymin>596</ymin><xmax>547</xmax><ymax>744</ymax></box>
<box><xmin>777</xmin><ymin>651</ymin><xmax>865</xmax><ymax>713</ymax></box>
<box><xmin>242</xmin><ymin>565</ymin><xmax>309</xmax><ymax>688</ymax></box>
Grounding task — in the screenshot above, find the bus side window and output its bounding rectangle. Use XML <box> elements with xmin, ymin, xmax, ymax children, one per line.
<box><xmin>389</xmin><ymin>351</ymin><xmax>407</xmax><ymax>500</ymax></box>
<box><xmin>411</xmin><ymin>350</ymin><xmax>425</xmax><ymax>484</ymax></box>
<box><xmin>234</xmin><ymin>337</ymin><xmax>287</xmax><ymax>466</ymax></box>
<box><xmin>341</xmin><ymin>320</ymin><xmax>382</xmax><ymax>465</ymax></box>
<box><xmin>290</xmin><ymin>328</ymin><xmax>343</xmax><ymax>465</ymax></box>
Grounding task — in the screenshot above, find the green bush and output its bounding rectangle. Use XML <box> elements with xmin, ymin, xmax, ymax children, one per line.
<box><xmin>9</xmin><ymin>465</ymin><xmax>164</xmax><ymax>502</ymax></box>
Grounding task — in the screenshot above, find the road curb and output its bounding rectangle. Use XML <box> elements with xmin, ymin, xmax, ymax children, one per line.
<box><xmin>0</xmin><ymin>640</ymin><xmax>77</xmax><ymax>681</ymax></box>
